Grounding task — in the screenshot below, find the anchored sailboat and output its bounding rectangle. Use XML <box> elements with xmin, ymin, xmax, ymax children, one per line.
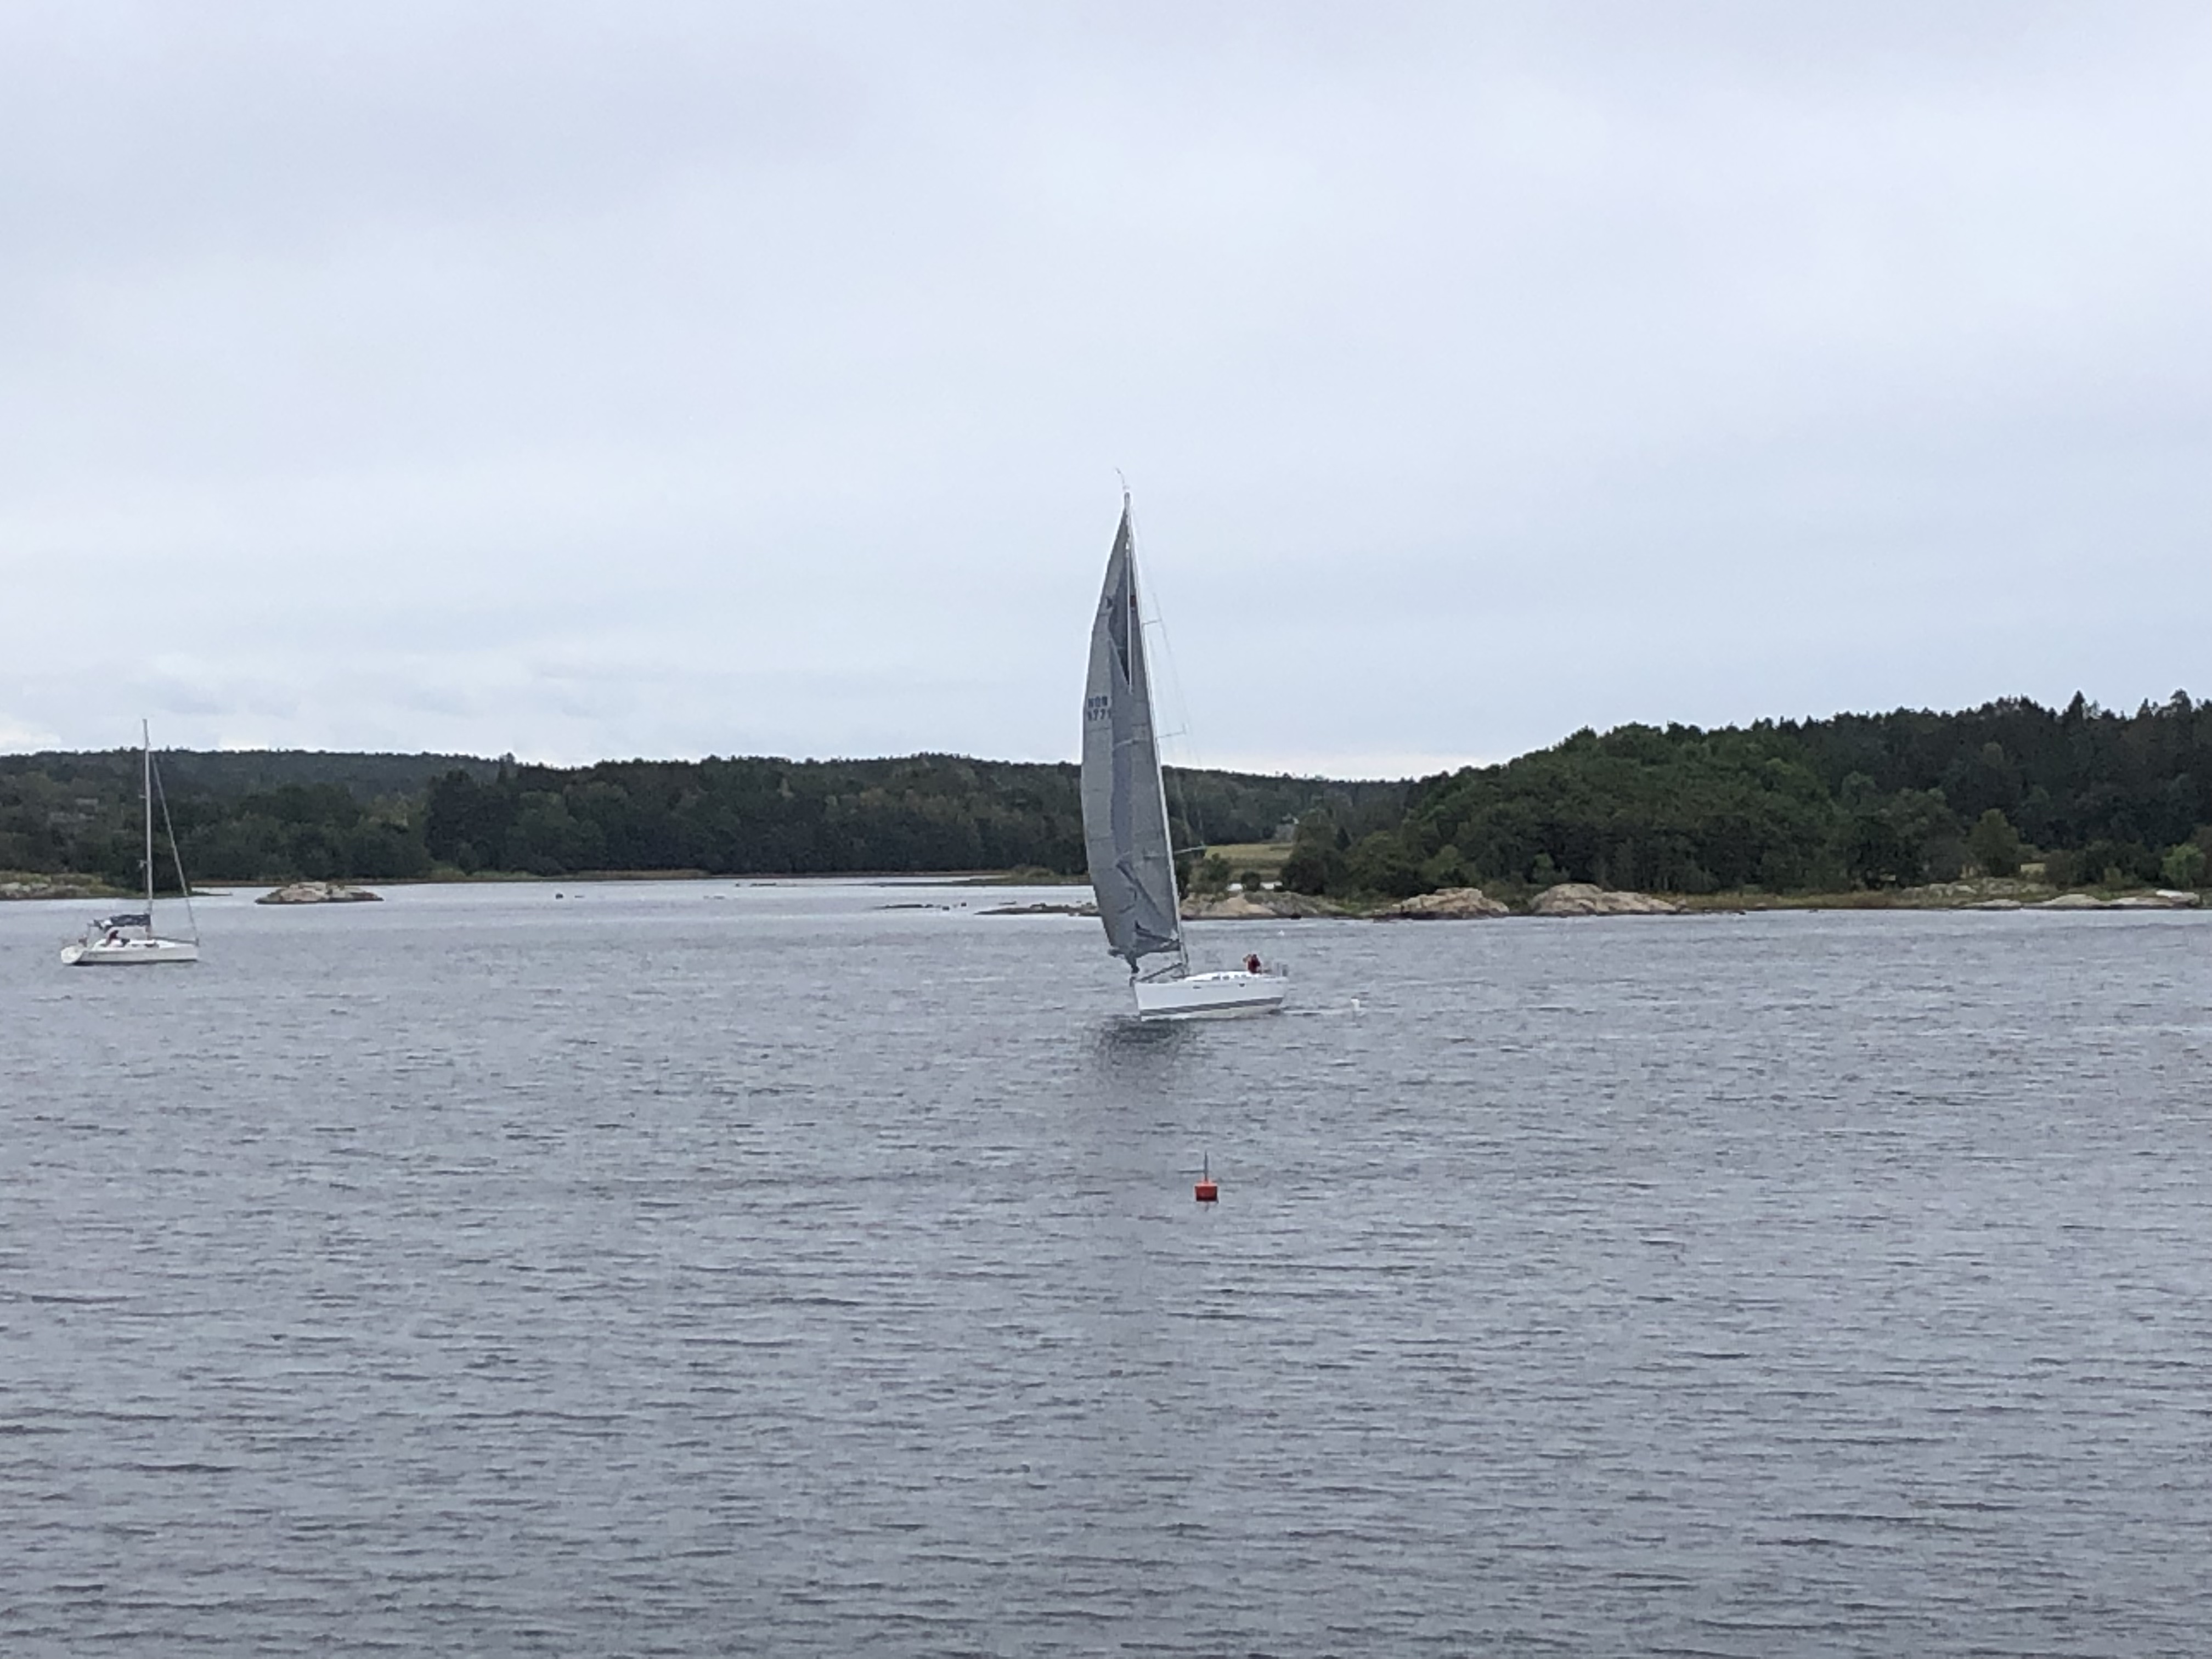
<box><xmin>60</xmin><ymin>722</ymin><xmax>200</xmax><ymax>966</ymax></box>
<box><xmin>1081</xmin><ymin>493</ymin><xmax>1285</xmax><ymax>1019</ymax></box>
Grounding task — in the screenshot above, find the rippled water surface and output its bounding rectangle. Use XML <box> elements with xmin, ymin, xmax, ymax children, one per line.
<box><xmin>3</xmin><ymin>882</ymin><xmax>2208</xmax><ymax>1656</ymax></box>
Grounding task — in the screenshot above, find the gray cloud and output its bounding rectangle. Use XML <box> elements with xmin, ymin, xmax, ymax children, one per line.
<box><xmin>3</xmin><ymin>2</ymin><xmax>2204</xmax><ymax>772</ymax></box>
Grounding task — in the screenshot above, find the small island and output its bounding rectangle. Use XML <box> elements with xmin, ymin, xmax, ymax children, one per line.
<box><xmin>257</xmin><ymin>881</ymin><xmax>382</xmax><ymax>905</ymax></box>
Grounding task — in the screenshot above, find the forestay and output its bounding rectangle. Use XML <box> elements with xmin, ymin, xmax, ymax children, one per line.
<box><xmin>1080</xmin><ymin>500</ymin><xmax>1184</xmax><ymax>967</ymax></box>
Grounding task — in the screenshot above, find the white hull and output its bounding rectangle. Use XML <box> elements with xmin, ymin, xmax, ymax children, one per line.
<box><xmin>61</xmin><ymin>937</ymin><xmax>200</xmax><ymax>966</ymax></box>
<box><xmin>1132</xmin><ymin>969</ymin><xmax>1286</xmax><ymax>1020</ymax></box>
<box><xmin>61</xmin><ymin>724</ymin><xmax>201</xmax><ymax>969</ymax></box>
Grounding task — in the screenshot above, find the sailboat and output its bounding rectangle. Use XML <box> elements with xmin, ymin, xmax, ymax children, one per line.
<box><xmin>1081</xmin><ymin>493</ymin><xmax>1285</xmax><ymax>1019</ymax></box>
<box><xmin>60</xmin><ymin>722</ymin><xmax>200</xmax><ymax>966</ymax></box>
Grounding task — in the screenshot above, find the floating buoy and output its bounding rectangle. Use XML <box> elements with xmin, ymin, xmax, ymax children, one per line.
<box><xmin>1194</xmin><ymin>1153</ymin><xmax>1218</xmax><ymax>1203</ymax></box>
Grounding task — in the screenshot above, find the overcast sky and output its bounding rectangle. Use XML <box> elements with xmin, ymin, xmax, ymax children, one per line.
<box><xmin>3</xmin><ymin>2</ymin><xmax>2205</xmax><ymax>776</ymax></box>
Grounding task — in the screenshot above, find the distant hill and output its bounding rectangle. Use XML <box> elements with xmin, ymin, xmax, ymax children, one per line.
<box><xmin>12</xmin><ymin>695</ymin><xmax>2205</xmax><ymax>897</ymax></box>
<box><xmin>1281</xmin><ymin>693</ymin><xmax>2211</xmax><ymax>899</ymax></box>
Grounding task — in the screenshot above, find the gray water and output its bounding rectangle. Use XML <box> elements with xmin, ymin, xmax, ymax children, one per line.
<box><xmin>2</xmin><ymin>882</ymin><xmax>2207</xmax><ymax>1657</ymax></box>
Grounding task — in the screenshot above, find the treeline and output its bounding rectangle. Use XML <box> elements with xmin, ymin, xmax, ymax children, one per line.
<box><xmin>10</xmin><ymin>694</ymin><xmax>2207</xmax><ymax>894</ymax></box>
<box><xmin>1282</xmin><ymin>693</ymin><xmax>2212</xmax><ymax>898</ymax></box>
<box><xmin>420</xmin><ymin>755</ymin><xmax>1393</xmax><ymax>876</ymax></box>
<box><xmin>0</xmin><ymin>748</ymin><xmax>1393</xmax><ymax>885</ymax></box>
<box><xmin>0</xmin><ymin>751</ymin><xmax>492</xmax><ymax>890</ymax></box>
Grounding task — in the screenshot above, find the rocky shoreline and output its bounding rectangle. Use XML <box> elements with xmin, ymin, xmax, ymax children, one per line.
<box><xmin>1177</xmin><ymin>881</ymin><xmax>1689</xmax><ymax>920</ymax></box>
<box><xmin>1375</xmin><ymin>887</ymin><xmax>1511</xmax><ymax>919</ymax></box>
<box><xmin>1528</xmin><ymin>883</ymin><xmax>1684</xmax><ymax>916</ymax></box>
<box><xmin>1968</xmin><ymin>889</ymin><xmax>2201</xmax><ymax>912</ymax></box>
<box><xmin>0</xmin><ymin>874</ymin><xmax>114</xmax><ymax>901</ymax></box>
<box><xmin>1169</xmin><ymin>878</ymin><xmax>2203</xmax><ymax>921</ymax></box>
<box><xmin>1180</xmin><ymin>890</ymin><xmax>1353</xmax><ymax>919</ymax></box>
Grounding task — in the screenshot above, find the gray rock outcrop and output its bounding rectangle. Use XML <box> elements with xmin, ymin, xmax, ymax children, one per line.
<box><xmin>2033</xmin><ymin>889</ymin><xmax>2202</xmax><ymax>911</ymax></box>
<box><xmin>257</xmin><ymin>881</ymin><xmax>382</xmax><ymax>905</ymax></box>
<box><xmin>1375</xmin><ymin>886</ymin><xmax>1511</xmax><ymax>919</ymax></box>
<box><xmin>1182</xmin><ymin>890</ymin><xmax>1348</xmax><ymax>920</ymax></box>
<box><xmin>1527</xmin><ymin>882</ymin><xmax>1683</xmax><ymax>916</ymax></box>
<box><xmin>1</xmin><ymin>876</ymin><xmax>108</xmax><ymax>901</ymax></box>
<box><xmin>1182</xmin><ymin>893</ymin><xmax>1276</xmax><ymax>919</ymax></box>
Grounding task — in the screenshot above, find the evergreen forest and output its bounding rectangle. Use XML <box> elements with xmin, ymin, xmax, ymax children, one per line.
<box><xmin>3</xmin><ymin>693</ymin><xmax>2205</xmax><ymax>897</ymax></box>
<box><xmin>0</xmin><ymin>749</ymin><xmax>1389</xmax><ymax>890</ymax></box>
<box><xmin>1279</xmin><ymin>693</ymin><xmax>2211</xmax><ymax>898</ymax></box>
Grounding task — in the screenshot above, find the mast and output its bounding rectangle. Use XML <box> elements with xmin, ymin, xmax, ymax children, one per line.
<box><xmin>142</xmin><ymin>719</ymin><xmax>155</xmax><ymax>928</ymax></box>
<box><xmin>1128</xmin><ymin>525</ymin><xmax>1189</xmax><ymax>975</ymax></box>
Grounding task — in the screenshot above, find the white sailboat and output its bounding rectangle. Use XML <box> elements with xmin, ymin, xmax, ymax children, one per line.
<box><xmin>60</xmin><ymin>723</ymin><xmax>200</xmax><ymax>966</ymax></box>
<box><xmin>1081</xmin><ymin>493</ymin><xmax>1285</xmax><ymax>1019</ymax></box>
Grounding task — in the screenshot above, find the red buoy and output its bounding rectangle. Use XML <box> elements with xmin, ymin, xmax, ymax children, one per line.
<box><xmin>1194</xmin><ymin>1153</ymin><xmax>1218</xmax><ymax>1203</ymax></box>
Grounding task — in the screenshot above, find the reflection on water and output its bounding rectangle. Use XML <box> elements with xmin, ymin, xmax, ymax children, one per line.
<box><xmin>1087</xmin><ymin>1007</ymin><xmax>1202</xmax><ymax>1064</ymax></box>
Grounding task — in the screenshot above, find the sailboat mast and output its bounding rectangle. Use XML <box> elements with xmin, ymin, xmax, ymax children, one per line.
<box><xmin>141</xmin><ymin>719</ymin><xmax>155</xmax><ymax>925</ymax></box>
<box><xmin>1129</xmin><ymin>527</ymin><xmax>1189</xmax><ymax>975</ymax></box>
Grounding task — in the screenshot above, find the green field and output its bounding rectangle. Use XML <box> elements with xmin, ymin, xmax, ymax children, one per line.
<box><xmin>1205</xmin><ymin>841</ymin><xmax>1294</xmax><ymax>880</ymax></box>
